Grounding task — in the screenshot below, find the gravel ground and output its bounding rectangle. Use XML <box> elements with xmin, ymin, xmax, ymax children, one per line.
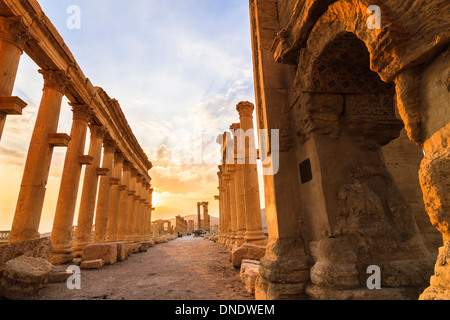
<box><xmin>29</xmin><ymin>236</ymin><xmax>254</xmax><ymax>301</ymax></box>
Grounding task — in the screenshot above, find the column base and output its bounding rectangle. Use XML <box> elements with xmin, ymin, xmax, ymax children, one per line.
<box><xmin>255</xmin><ymin>238</ymin><xmax>312</xmax><ymax>300</ymax></box>
<box><xmin>244</xmin><ymin>230</ymin><xmax>267</xmax><ymax>245</ymax></box>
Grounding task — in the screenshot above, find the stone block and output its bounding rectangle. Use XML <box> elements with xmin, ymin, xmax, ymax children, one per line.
<box><xmin>0</xmin><ymin>237</ymin><xmax>53</xmax><ymax>271</ymax></box>
<box><xmin>80</xmin><ymin>259</ymin><xmax>103</xmax><ymax>270</ymax></box>
<box><xmin>230</xmin><ymin>244</ymin><xmax>267</xmax><ymax>268</ymax></box>
<box><xmin>82</xmin><ymin>243</ymin><xmax>117</xmax><ymax>265</ymax></box>
<box><xmin>48</xmin><ymin>266</ymin><xmax>72</xmax><ymax>283</ymax></box>
<box><xmin>242</xmin><ymin>264</ymin><xmax>260</xmax><ymax>295</ymax></box>
<box><xmin>0</xmin><ymin>256</ymin><xmax>54</xmax><ymax>299</ymax></box>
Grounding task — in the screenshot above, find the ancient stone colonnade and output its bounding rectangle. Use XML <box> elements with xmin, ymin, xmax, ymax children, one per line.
<box><xmin>215</xmin><ymin>101</ymin><xmax>268</xmax><ymax>266</ymax></box>
<box><xmin>0</xmin><ymin>1</ymin><xmax>154</xmax><ymax>265</ymax></box>
<box><xmin>250</xmin><ymin>0</ymin><xmax>449</xmax><ymax>300</ymax></box>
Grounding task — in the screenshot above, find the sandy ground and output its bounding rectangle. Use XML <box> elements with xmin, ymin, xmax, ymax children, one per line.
<box><xmin>29</xmin><ymin>236</ymin><xmax>254</xmax><ymax>300</ymax></box>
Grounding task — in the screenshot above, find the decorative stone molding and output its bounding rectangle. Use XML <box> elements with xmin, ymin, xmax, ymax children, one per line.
<box><xmin>0</xmin><ymin>97</ymin><xmax>27</xmax><ymax>115</ymax></box>
<box><xmin>48</xmin><ymin>133</ymin><xmax>71</xmax><ymax>147</ymax></box>
<box><xmin>38</xmin><ymin>69</ymin><xmax>70</xmax><ymax>95</ymax></box>
<box><xmin>0</xmin><ymin>16</ymin><xmax>31</xmax><ymax>51</ymax></box>
<box><xmin>70</xmin><ymin>103</ymin><xmax>92</xmax><ymax>122</ymax></box>
<box><xmin>88</xmin><ymin>124</ymin><xmax>105</xmax><ymax>139</ymax></box>
<box><xmin>237</xmin><ymin>101</ymin><xmax>255</xmax><ymax>118</ymax></box>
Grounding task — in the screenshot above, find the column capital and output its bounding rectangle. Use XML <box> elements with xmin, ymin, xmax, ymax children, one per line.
<box><xmin>114</xmin><ymin>152</ymin><xmax>124</xmax><ymax>163</ymax></box>
<box><xmin>103</xmin><ymin>139</ymin><xmax>117</xmax><ymax>153</ymax></box>
<box><xmin>89</xmin><ymin>124</ymin><xmax>105</xmax><ymax>139</ymax></box>
<box><xmin>230</xmin><ymin>123</ymin><xmax>241</xmax><ymax>131</ymax></box>
<box><xmin>0</xmin><ymin>16</ymin><xmax>31</xmax><ymax>51</ymax></box>
<box><xmin>236</xmin><ymin>101</ymin><xmax>255</xmax><ymax>118</ymax></box>
<box><xmin>39</xmin><ymin>69</ymin><xmax>70</xmax><ymax>95</ymax></box>
<box><xmin>123</xmin><ymin>161</ymin><xmax>135</xmax><ymax>172</ymax></box>
<box><xmin>70</xmin><ymin>103</ymin><xmax>92</xmax><ymax>122</ymax></box>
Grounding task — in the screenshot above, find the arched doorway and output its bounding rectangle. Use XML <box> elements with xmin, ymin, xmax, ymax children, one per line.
<box><xmin>294</xmin><ymin>32</ymin><xmax>435</xmax><ymax>299</ymax></box>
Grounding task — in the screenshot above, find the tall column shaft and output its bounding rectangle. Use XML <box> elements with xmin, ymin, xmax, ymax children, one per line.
<box><xmin>72</xmin><ymin>125</ymin><xmax>104</xmax><ymax>252</ymax></box>
<box><xmin>148</xmin><ymin>188</ymin><xmax>154</xmax><ymax>238</ymax></box>
<box><xmin>9</xmin><ymin>70</ymin><xmax>68</xmax><ymax>243</ymax></box>
<box><xmin>117</xmin><ymin>162</ymin><xmax>131</xmax><ymax>241</ymax></box>
<box><xmin>0</xmin><ymin>17</ymin><xmax>29</xmax><ymax>140</ymax></box>
<box><xmin>222</xmin><ymin>173</ymin><xmax>231</xmax><ymax>242</ymax></box>
<box><xmin>132</xmin><ymin>176</ymin><xmax>143</xmax><ymax>241</ymax></box>
<box><xmin>237</xmin><ymin>101</ymin><xmax>266</xmax><ymax>244</ymax></box>
<box><xmin>125</xmin><ymin>170</ymin><xmax>137</xmax><ymax>242</ymax></box>
<box><xmin>106</xmin><ymin>152</ymin><xmax>124</xmax><ymax>242</ymax></box>
<box><xmin>197</xmin><ymin>202</ymin><xmax>202</xmax><ymax>230</ymax></box>
<box><xmin>93</xmin><ymin>139</ymin><xmax>116</xmax><ymax>243</ymax></box>
<box><xmin>227</xmin><ymin>166</ymin><xmax>237</xmax><ymax>246</ymax></box>
<box><xmin>50</xmin><ymin>104</ymin><xmax>90</xmax><ymax>262</ymax></box>
<box><xmin>235</xmin><ymin>164</ymin><xmax>246</xmax><ymax>246</ymax></box>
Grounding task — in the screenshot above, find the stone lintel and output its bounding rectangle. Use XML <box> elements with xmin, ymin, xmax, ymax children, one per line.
<box><xmin>96</xmin><ymin>168</ymin><xmax>110</xmax><ymax>176</ymax></box>
<box><xmin>78</xmin><ymin>155</ymin><xmax>94</xmax><ymax>166</ymax></box>
<box><xmin>48</xmin><ymin>133</ymin><xmax>71</xmax><ymax>147</ymax></box>
<box><xmin>0</xmin><ymin>96</ymin><xmax>28</xmax><ymax>115</ymax></box>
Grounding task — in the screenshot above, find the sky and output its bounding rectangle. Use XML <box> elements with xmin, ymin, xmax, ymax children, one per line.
<box><xmin>0</xmin><ymin>0</ymin><xmax>262</xmax><ymax>233</ymax></box>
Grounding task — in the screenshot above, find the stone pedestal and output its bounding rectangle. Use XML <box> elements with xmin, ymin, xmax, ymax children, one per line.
<box><xmin>9</xmin><ymin>70</ymin><xmax>69</xmax><ymax>243</ymax></box>
<box><xmin>50</xmin><ymin>104</ymin><xmax>91</xmax><ymax>265</ymax></box>
<box><xmin>255</xmin><ymin>239</ymin><xmax>312</xmax><ymax>300</ymax></box>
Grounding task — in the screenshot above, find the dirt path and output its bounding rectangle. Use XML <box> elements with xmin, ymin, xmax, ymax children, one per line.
<box><xmin>30</xmin><ymin>236</ymin><xmax>254</xmax><ymax>300</ymax></box>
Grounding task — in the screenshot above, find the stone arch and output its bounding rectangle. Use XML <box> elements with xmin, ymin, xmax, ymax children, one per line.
<box><xmin>290</xmin><ymin>11</ymin><xmax>437</xmax><ymax>299</ymax></box>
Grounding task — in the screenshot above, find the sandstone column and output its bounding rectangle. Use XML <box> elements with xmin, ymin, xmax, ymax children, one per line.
<box><xmin>125</xmin><ymin>169</ymin><xmax>137</xmax><ymax>242</ymax></box>
<box><xmin>148</xmin><ymin>188</ymin><xmax>154</xmax><ymax>239</ymax></box>
<box><xmin>0</xmin><ymin>17</ymin><xmax>29</xmax><ymax>140</ymax></box>
<box><xmin>222</xmin><ymin>172</ymin><xmax>231</xmax><ymax>244</ymax></box>
<box><xmin>231</xmin><ymin>123</ymin><xmax>247</xmax><ymax>247</ymax></box>
<box><xmin>217</xmin><ymin>166</ymin><xmax>225</xmax><ymax>242</ymax></box>
<box><xmin>9</xmin><ymin>69</ymin><xmax>69</xmax><ymax>243</ymax></box>
<box><xmin>138</xmin><ymin>180</ymin><xmax>147</xmax><ymax>241</ymax></box>
<box><xmin>50</xmin><ymin>104</ymin><xmax>91</xmax><ymax>263</ymax></box>
<box><xmin>203</xmin><ymin>202</ymin><xmax>210</xmax><ymax>232</ymax></box>
<box><xmin>117</xmin><ymin>161</ymin><xmax>131</xmax><ymax>242</ymax></box>
<box><xmin>227</xmin><ymin>165</ymin><xmax>237</xmax><ymax>247</ymax></box>
<box><xmin>106</xmin><ymin>152</ymin><xmax>124</xmax><ymax>242</ymax></box>
<box><xmin>237</xmin><ymin>101</ymin><xmax>266</xmax><ymax>244</ymax></box>
<box><xmin>197</xmin><ymin>202</ymin><xmax>202</xmax><ymax>230</ymax></box>
<box><xmin>72</xmin><ymin>125</ymin><xmax>104</xmax><ymax>254</ymax></box>
<box><xmin>93</xmin><ymin>138</ymin><xmax>116</xmax><ymax>243</ymax></box>
<box><xmin>132</xmin><ymin>175</ymin><xmax>143</xmax><ymax>242</ymax></box>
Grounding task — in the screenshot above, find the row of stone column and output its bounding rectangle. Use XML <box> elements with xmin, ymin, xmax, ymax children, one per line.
<box><xmin>216</xmin><ymin>102</ymin><xmax>266</xmax><ymax>248</ymax></box>
<box><xmin>0</xmin><ymin>16</ymin><xmax>154</xmax><ymax>265</ymax></box>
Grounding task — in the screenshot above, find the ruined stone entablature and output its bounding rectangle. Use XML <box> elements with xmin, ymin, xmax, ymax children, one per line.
<box><xmin>0</xmin><ymin>0</ymin><xmax>152</xmax><ymax>179</ymax></box>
